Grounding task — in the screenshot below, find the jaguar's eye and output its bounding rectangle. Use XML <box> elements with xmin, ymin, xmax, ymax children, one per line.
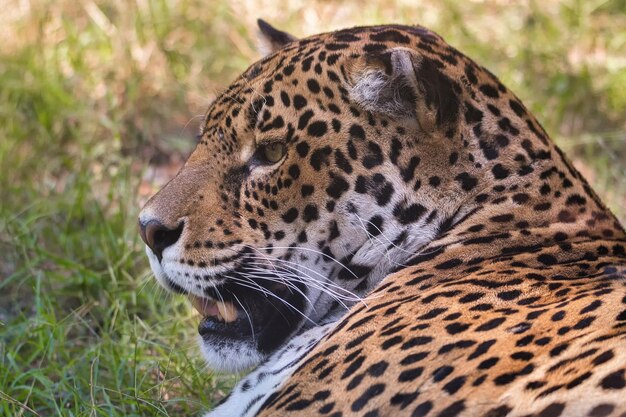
<box><xmin>259</xmin><ymin>142</ymin><xmax>287</xmax><ymax>164</ymax></box>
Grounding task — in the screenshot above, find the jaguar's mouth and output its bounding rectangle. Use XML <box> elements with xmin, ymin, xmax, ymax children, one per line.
<box><xmin>164</xmin><ymin>272</ymin><xmax>307</xmax><ymax>354</ymax></box>
<box><xmin>189</xmin><ymin>294</ymin><xmax>239</xmax><ymax>323</ymax></box>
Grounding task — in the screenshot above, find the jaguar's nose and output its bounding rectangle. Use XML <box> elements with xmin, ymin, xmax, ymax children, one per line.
<box><xmin>138</xmin><ymin>219</ymin><xmax>184</xmax><ymax>261</ymax></box>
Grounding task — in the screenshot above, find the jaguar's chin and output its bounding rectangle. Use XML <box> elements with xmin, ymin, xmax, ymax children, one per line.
<box><xmin>198</xmin><ymin>334</ymin><xmax>265</xmax><ymax>373</ymax></box>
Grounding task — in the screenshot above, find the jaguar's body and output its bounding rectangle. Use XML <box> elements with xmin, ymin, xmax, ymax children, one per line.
<box><xmin>139</xmin><ymin>21</ymin><xmax>626</xmax><ymax>417</ymax></box>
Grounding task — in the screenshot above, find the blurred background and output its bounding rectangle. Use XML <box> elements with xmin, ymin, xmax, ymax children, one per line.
<box><xmin>1</xmin><ymin>0</ymin><xmax>625</xmax><ymax>415</ymax></box>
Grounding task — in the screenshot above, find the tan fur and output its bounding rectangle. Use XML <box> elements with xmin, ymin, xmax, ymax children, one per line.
<box><xmin>140</xmin><ymin>23</ymin><xmax>626</xmax><ymax>416</ymax></box>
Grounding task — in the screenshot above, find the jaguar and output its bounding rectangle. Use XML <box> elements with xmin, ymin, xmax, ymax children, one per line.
<box><xmin>138</xmin><ymin>20</ymin><xmax>626</xmax><ymax>417</ymax></box>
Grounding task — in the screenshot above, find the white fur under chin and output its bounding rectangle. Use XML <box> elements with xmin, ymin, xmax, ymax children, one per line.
<box><xmin>204</xmin><ymin>323</ymin><xmax>334</xmax><ymax>417</ymax></box>
<box><xmin>198</xmin><ymin>335</ymin><xmax>265</xmax><ymax>373</ymax></box>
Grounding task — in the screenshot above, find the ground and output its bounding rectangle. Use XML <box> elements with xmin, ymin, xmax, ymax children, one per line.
<box><xmin>0</xmin><ymin>1</ymin><xmax>625</xmax><ymax>416</ymax></box>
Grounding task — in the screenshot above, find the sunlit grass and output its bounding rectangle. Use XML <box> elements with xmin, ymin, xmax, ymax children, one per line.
<box><xmin>0</xmin><ymin>0</ymin><xmax>624</xmax><ymax>415</ymax></box>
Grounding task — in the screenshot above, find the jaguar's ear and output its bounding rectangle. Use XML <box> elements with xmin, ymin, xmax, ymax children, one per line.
<box><xmin>257</xmin><ymin>19</ymin><xmax>298</xmax><ymax>56</ymax></box>
<box><xmin>348</xmin><ymin>48</ymin><xmax>459</xmax><ymax>133</ymax></box>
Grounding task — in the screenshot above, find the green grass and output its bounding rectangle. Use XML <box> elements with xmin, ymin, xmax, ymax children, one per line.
<box><xmin>1</xmin><ymin>0</ymin><xmax>625</xmax><ymax>415</ymax></box>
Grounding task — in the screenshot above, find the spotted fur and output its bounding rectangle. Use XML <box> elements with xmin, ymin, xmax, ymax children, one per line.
<box><xmin>139</xmin><ymin>21</ymin><xmax>626</xmax><ymax>417</ymax></box>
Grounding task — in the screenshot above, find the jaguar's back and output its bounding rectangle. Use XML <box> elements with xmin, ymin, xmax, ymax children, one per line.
<box><xmin>252</xmin><ymin>24</ymin><xmax>626</xmax><ymax>417</ymax></box>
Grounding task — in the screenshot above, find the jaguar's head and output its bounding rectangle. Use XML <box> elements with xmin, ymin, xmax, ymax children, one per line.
<box><xmin>139</xmin><ymin>21</ymin><xmax>486</xmax><ymax>372</ymax></box>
